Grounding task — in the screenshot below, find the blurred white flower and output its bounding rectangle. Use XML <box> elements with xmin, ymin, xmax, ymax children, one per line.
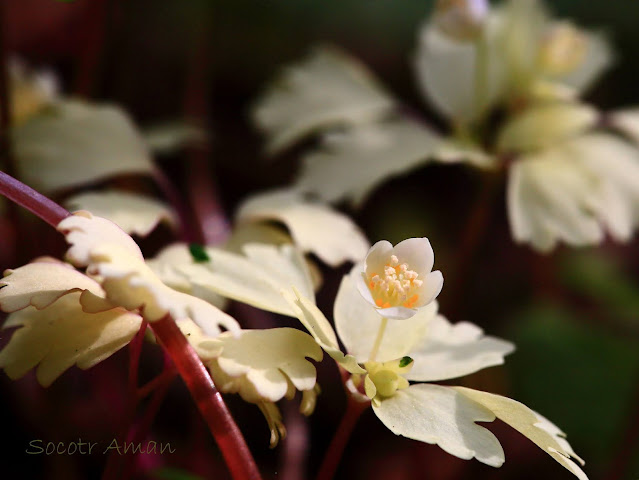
<box><xmin>355</xmin><ymin>238</ymin><xmax>443</xmax><ymax>320</ymax></box>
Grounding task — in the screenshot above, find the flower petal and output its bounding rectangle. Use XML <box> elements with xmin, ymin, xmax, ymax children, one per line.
<box><xmin>295</xmin><ymin>118</ymin><xmax>442</xmax><ymax>206</ymax></box>
<box><xmin>406</xmin><ymin>314</ymin><xmax>514</xmax><ymax>382</ymax></box>
<box><xmin>180</xmin><ymin>243</ymin><xmax>314</xmax><ymax>317</ymax></box>
<box><xmin>235</xmin><ymin>189</ymin><xmax>370</xmax><ymax>266</ymax></box>
<box><xmin>454</xmin><ymin>387</ymin><xmax>588</xmax><ymax>479</ymax></box>
<box><xmin>0</xmin><ymin>292</ymin><xmax>142</xmax><ymax>386</ymax></box>
<box><xmin>414</xmin><ymin>14</ymin><xmax>506</xmax><ymax>123</ymax></box>
<box><xmin>282</xmin><ymin>287</ymin><xmax>365</xmax><ymax>374</ymax></box>
<box><xmin>65</xmin><ymin>190</ymin><xmax>176</xmax><ymax>237</ymax></box>
<box><xmin>252</xmin><ymin>46</ymin><xmax>395</xmax><ymax>155</ymax></box>
<box><xmin>13</xmin><ymin>100</ymin><xmax>154</xmax><ymax>193</ymax></box>
<box><xmin>391</xmin><ymin>237</ymin><xmax>435</xmax><ymax>274</ymax></box>
<box><xmin>373</xmin><ymin>384</ymin><xmax>504</xmax><ymax>467</ymax></box>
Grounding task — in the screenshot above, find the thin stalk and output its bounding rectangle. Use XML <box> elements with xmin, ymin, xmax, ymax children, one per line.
<box><xmin>0</xmin><ymin>171</ymin><xmax>261</xmax><ymax>480</ymax></box>
<box><xmin>74</xmin><ymin>0</ymin><xmax>110</xmax><ymax>97</ymax></box>
<box><xmin>0</xmin><ymin>171</ymin><xmax>69</xmax><ymax>226</ymax></box>
<box><xmin>441</xmin><ymin>170</ymin><xmax>503</xmax><ymax>319</ymax></box>
<box><xmin>368</xmin><ymin>317</ymin><xmax>388</xmax><ymax>363</ymax></box>
<box><xmin>118</xmin><ymin>353</ymin><xmax>174</xmax><ymax>480</ymax></box>
<box><xmin>182</xmin><ymin>18</ymin><xmax>230</xmax><ymax>246</ymax></box>
<box><xmin>150</xmin><ymin>316</ymin><xmax>261</xmax><ymax>479</ymax></box>
<box><xmin>316</xmin><ymin>393</ymin><xmax>369</xmax><ymax>480</ymax></box>
<box><xmin>101</xmin><ymin>321</ymin><xmax>149</xmax><ymax>480</ymax></box>
<box><xmin>137</xmin><ymin>367</ymin><xmax>177</xmax><ymax>401</ymax></box>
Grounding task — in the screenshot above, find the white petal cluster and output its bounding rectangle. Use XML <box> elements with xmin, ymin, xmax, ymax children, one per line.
<box><xmin>356</xmin><ymin>238</ymin><xmax>443</xmax><ymax>319</ymax></box>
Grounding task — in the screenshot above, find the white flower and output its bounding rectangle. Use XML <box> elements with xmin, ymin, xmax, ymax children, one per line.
<box><xmin>355</xmin><ymin>238</ymin><xmax>443</xmax><ymax>320</ymax></box>
<box><xmin>282</xmin><ymin>273</ymin><xmax>587</xmax><ymax>479</ymax></box>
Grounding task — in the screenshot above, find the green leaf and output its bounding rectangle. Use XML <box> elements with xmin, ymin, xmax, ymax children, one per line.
<box><xmin>399</xmin><ymin>356</ymin><xmax>413</xmax><ymax>368</ymax></box>
<box><xmin>188</xmin><ymin>243</ymin><xmax>210</xmax><ymax>263</ymax></box>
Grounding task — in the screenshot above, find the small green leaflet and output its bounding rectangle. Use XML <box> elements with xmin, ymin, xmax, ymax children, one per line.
<box><xmin>188</xmin><ymin>243</ymin><xmax>210</xmax><ymax>263</ymax></box>
<box><xmin>399</xmin><ymin>356</ymin><xmax>413</xmax><ymax>368</ymax></box>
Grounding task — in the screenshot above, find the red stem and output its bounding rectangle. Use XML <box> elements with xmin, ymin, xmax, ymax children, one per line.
<box><xmin>137</xmin><ymin>366</ymin><xmax>177</xmax><ymax>401</ymax></box>
<box><xmin>150</xmin><ymin>316</ymin><xmax>262</xmax><ymax>479</ymax></box>
<box><xmin>0</xmin><ymin>171</ymin><xmax>261</xmax><ymax>480</ymax></box>
<box><xmin>119</xmin><ymin>353</ymin><xmax>175</xmax><ymax>480</ymax></box>
<box><xmin>101</xmin><ymin>320</ymin><xmax>149</xmax><ymax>480</ymax></box>
<box><xmin>0</xmin><ymin>171</ymin><xmax>69</xmax><ymax>226</ymax></box>
<box><xmin>182</xmin><ymin>20</ymin><xmax>230</xmax><ymax>246</ymax></box>
<box><xmin>316</xmin><ymin>393</ymin><xmax>369</xmax><ymax>480</ymax></box>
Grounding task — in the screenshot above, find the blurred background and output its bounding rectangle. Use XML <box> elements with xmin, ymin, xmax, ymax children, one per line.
<box><xmin>1</xmin><ymin>0</ymin><xmax>639</xmax><ymax>479</ymax></box>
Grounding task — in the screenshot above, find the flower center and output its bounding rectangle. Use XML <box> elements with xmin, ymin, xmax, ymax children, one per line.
<box><xmin>368</xmin><ymin>255</ymin><xmax>423</xmax><ymax>309</ymax></box>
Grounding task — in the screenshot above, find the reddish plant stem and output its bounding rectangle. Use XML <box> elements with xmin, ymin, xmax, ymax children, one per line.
<box><xmin>151</xmin><ymin>168</ymin><xmax>199</xmax><ymax>243</ymax></box>
<box><xmin>128</xmin><ymin>320</ymin><xmax>148</xmax><ymax>394</ymax></box>
<box><xmin>183</xmin><ymin>20</ymin><xmax>230</xmax><ymax>246</ymax></box>
<box><xmin>603</xmin><ymin>378</ymin><xmax>639</xmax><ymax>480</ymax></box>
<box><xmin>150</xmin><ymin>315</ymin><xmax>261</xmax><ymax>479</ymax></box>
<box><xmin>119</xmin><ymin>353</ymin><xmax>175</xmax><ymax>480</ymax></box>
<box><xmin>137</xmin><ymin>366</ymin><xmax>177</xmax><ymax>401</ymax></box>
<box><xmin>0</xmin><ymin>171</ymin><xmax>69</xmax><ymax>226</ymax></box>
<box><xmin>441</xmin><ymin>170</ymin><xmax>503</xmax><ymax>319</ymax></box>
<box><xmin>101</xmin><ymin>321</ymin><xmax>149</xmax><ymax>480</ymax></box>
<box><xmin>316</xmin><ymin>393</ymin><xmax>369</xmax><ymax>480</ymax></box>
<box><xmin>74</xmin><ymin>0</ymin><xmax>110</xmax><ymax>97</ymax></box>
<box><xmin>0</xmin><ymin>171</ymin><xmax>261</xmax><ymax>480</ymax></box>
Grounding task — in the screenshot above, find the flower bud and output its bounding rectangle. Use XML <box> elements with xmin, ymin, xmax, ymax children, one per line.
<box><xmin>432</xmin><ymin>0</ymin><xmax>489</xmax><ymax>41</ymax></box>
<box><xmin>537</xmin><ymin>22</ymin><xmax>587</xmax><ymax>76</ymax></box>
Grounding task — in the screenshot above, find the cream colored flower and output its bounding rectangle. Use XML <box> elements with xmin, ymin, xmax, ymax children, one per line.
<box><xmin>283</xmin><ymin>273</ymin><xmax>587</xmax><ymax>479</ymax></box>
<box><xmin>355</xmin><ymin>238</ymin><xmax>443</xmax><ymax>320</ymax></box>
<box><xmin>8</xmin><ymin>57</ymin><xmax>57</xmax><ymax>126</ymax></box>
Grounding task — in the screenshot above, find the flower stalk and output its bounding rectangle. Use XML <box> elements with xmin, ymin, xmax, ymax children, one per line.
<box><xmin>316</xmin><ymin>392</ymin><xmax>370</xmax><ymax>480</ymax></box>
